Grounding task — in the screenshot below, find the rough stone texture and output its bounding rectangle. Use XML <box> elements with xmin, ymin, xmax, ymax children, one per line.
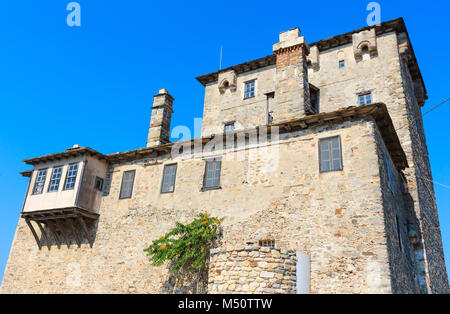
<box><xmin>208</xmin><ymin>246</ymin><xmax>297</xmax><ymax>294</ymax></box>
<box><xmin>1</xmin><ymin>118</ymin><xmax>413</xmax><ymax>294</ymax></box>
<box><xmin>1</xmin><ymin>21</ymin><xmax>448</xmax><ymax>294</ymax></box>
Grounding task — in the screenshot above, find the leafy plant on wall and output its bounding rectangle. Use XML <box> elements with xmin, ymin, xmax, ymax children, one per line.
<box><xmin>144</xmin><ymin>213</ymin><xmax>223</xmax><ymax>293</ymax></box>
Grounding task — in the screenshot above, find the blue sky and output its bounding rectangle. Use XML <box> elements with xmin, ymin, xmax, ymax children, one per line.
<box><xmin>0</xmin><ymin>1</ymin><xmax>449</xmax><ymax>284</ymax></box>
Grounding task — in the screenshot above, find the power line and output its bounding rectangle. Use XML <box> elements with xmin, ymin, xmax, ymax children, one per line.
<box><xmin>423</xmin><ymin>98</ymin><xmax>450</xmax><ymax>116</ymax></box>
<box><xmin>394</xmin><ymin>97</ymin><xmax>450</xmax><ymax>133</ymax></box>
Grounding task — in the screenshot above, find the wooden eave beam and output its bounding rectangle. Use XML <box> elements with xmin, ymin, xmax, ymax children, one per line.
<box><xmin>25</xmin><ymin>219</ymin><xmax>42</xmax><ymax>250</ymax></box>
<box><xmin>36</xmin><ymin>221</ymin><xmax>51</xmax><ymax>250</ymax></box>
<box><xmin>55</xmin><ymin>219</ymin><xmax>71</xmax><ymax>248</ymax></box>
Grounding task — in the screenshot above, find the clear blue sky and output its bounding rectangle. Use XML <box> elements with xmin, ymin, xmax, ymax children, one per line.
<box><xmin>0</xmin><ymin>1</ymin><xmax>449</xmax><ymax>284</ymax></box>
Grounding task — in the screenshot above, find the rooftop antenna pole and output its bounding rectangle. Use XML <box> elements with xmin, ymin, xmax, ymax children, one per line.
<box><xmin>219</xmin><ymin>45</ymin><xmax>223</xmax><ymax>70</ymax></box>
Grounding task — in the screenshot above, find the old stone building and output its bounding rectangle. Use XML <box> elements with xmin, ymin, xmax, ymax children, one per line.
<box><xmin>1</xmin><ymin>18</ymin><xmax>448</xmax><ymax>294</ymax></box>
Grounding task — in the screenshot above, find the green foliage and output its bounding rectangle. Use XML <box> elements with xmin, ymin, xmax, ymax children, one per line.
<box><xmin>144</xmin><ymin>213</ymin><xmax>223</xmax><ymax>271</ymax></box>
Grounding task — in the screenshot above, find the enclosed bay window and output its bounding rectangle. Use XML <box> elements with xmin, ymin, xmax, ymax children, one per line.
<box><xmin>32</xmin><ymin>169</ymin><xmax>47</xmax><ymax>195</ymax></box>
<box><xmin>161</xmin><ymin>164</ymin><xmax>177</xmax><ymax>193</ymax></box>
<box><xmin>319</xmin><ymin>136</ymin><xmax>343</xmax><ymax>173</ymax></box>
<box><xmin>119</xmin><ymin>170</ymin><xmax>135</xmax><ymax>199</ymax></box>
<box><xmin>48</xmin><ymin>167</ymin><xmax>63</xmax><ymax>192</ymax></box>
<box><xmin>64</xmin><ymin>163</ymin><xmax>79</xmax><ymax>190</ymax></box>
<box><xmin>203</xmin><ymin>159</ymin><xmax>222</xmax><ymax>190</ymax></box>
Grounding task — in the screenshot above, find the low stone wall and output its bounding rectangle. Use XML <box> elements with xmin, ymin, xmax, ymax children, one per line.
<box><xmin>208</xmin><ymin>246</ymin><xmax>297</xmax><ymax>294</ymax></box>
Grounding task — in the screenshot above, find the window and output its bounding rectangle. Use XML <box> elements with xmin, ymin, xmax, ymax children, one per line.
<box><xmin>119</xmin><ymin>170</ymin><xmax>135</xmax><ymax>199</ymax></box>
<box><xmin>203</xmin><ymin>159</ymin><xmax>221</xmax><ymax>190</ymax></box>
<box><xmin>339</xmin><ymin>60</ymin><xmax>345</xmax><ymax>68</ymax></box>
<box><xmin>95</xmin><ymin>177</ymin><xmax>104</xmax><ymax>191</ymax></box>
<box><xmin>309</xmin><ymin>84</ymin><xmax>319</xmax><ymax>114</ymax></box>
<box><xmin>64</xmin><ymin>163</ymin><xmax>79</xmax><ymax>190</ymax></box>
<box><xmin>32</xmin><ymin>169</ymin><xmax>47</xmax><ymax>195</ymax></box>
<box><xmin>359</xmin><ymin>93</ymin><xmax>372</xmax><ymax>105</ymax></box>
<box><xmin>48</xmin><ymin>167</ymin><xmax>63</xmax><ymax>192</ymax></box>
<box><xmin>396</xmin><ymin>216</ymin><xmax>403</xmax><ymax>252</ymax></box>
<box><xmin>259</xmin><ymin>239</ymin><xmax>275</xmax><ymax>248</ymax></box>
<box><xmin>224</xmin><ymin>122</ymin><xmax>235</xmax><ymax>133</ymax></box>
<box><xmin>244</xmin><ymin>80</ymin><xmax>255</xmax><ymax>99</ymax></box>
<box><xmin>319</xmin><ymin>136</ymin><xmax>343</xmax><ymax>173</ymax></box>
<box><xmin>384</xmin><ymin>151</ymin><xmax>393</xmax><ymax>189</ymax></box>
<box><xmin>161</xmin><ymin>164</ymin><xmax>177</xmax><ymax>193</ymax></box>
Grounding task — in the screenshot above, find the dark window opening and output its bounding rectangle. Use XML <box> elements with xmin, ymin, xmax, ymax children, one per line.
<box><xmin>95</xmin><ymin>177</ymin><xmax>104</xmax><ymax>191</ymax></box>
<box><xmin>309</xmin><ymin>84</ymin><xmax>320</xmax><ymax>114</ymax></box>
<box><xmin>259</xmin><ymin>239</ymin><xmax>275</xmax><ymax>248</ymax></box>
<box><xmin>339</xmin><ymin>60</ymin><xmax>345</xmax><ymax>68</ymax></box>
<box><xmin>396</xmin><ymin>216</ymin><xmax>403</xmax><ymax>252</ymax></box>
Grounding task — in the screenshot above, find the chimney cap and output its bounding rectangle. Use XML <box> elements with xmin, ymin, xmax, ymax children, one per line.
<box><xmin>67</xmin><ymin>144</ymin><xmax>81</xmax><ymax>151</ymax></box>
<box><xmin>158</xmin><ymin>88</ymin><xmax>169</xmax><ymax>94</ymax></box>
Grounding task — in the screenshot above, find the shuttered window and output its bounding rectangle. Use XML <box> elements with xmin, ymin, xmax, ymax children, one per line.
<box><xmin>319</xmin><ymin>136</ymin><xmax>343</xmax><ymax>172</ymax></box>
<box><xmin>161</xmin><ymin>164</ymin><xmax>177</xmax><ymax>193</ymax></box>
<box><xmin>48</xmin><ymin>167</ymin><xmax>63</xmax><ymax>192</ymax></box>
<box><xmin>119</xmin><ymin>170</ymin><xmax>136</xmax><ymax>199</ymax></box>
<box><xmin>203</xmin><ymin>160</ymin><xmax>221</xmax><ymax>190</ymax></box>
<box><xmin>64</xmin><ymin>163</ymin><xmax>79</xmax><ymax>190</ymax></box>
<box><xmin>32</xmin><ymin>169</ymin><xmax>47</xmax><ymax>195</ymax></box>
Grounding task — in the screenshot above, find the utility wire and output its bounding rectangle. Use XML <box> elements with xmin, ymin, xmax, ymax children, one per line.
<box><xmin>423</xmin><ymin>98</ymin><xmax>450</xmax><ymax>116</ymax></box>
<box><xmin>395</xmin><ymin>97</ymin><xmax>450</xmax><ymax>132</ymax></box>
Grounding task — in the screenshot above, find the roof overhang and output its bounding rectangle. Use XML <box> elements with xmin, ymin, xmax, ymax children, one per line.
<box><xmin>106</xmin><ymin>103</ymin><xmax>408</xmax><ymax>171</ymax></box>
<box><xmin>23</xmin><ymin>147</ymin><xmax>107</xmax><ymax>166</ymax></box>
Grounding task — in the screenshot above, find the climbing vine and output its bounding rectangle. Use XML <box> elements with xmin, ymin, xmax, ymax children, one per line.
<box><xmin>144</xmin><ymin>213</ymin><xmax>223</xmax><ymax>271</ymax></box>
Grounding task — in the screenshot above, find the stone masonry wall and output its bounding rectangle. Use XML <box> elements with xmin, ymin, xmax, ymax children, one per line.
<box><xmin>208</xmin><ymin>246</ymin><xmax>297</xmax><ymax>294</ymax></box>
<box><xmin>1</xmin><ymin>119</ymin><xmax>401</xmax><ymax>294</ymax></box>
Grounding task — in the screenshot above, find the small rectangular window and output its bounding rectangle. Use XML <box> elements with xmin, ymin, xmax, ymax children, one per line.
<box><xmin>259</xmin><ymin>239</ymin><xmax>275</xmax><ymax>248</ymax></box>
<box><xmin>244</xmin><ymin>80</ymin><xmax>255</xmax><ymax>99</ymax></box>
<box><xmin>161</xmin><ymin>164</ymin><xmax>177</xmax><ymax>193</ymax></box>
<box><xmin>396</xmin><ymin>216</ymin><xmax>403</xmax><ymax>252</ymax></box>
<box><xmin>95</xmin><ymin>177</ymin><xmax>104</xmax><ymax>191</ymax></box>
<box><xmin>119</xmin><ymin>170</ymin><xmax>135</xmax><ymax>199</ymax></box>
<box><xmin>203</xmin><ymin>159</ymin><xmax>221</xmax><ymax>190</ymax></box>
<box><xmin>32</xmin><ymin>169</ymin><xmax>47</xmax><ymax>195</ymax></box>
<box><xmin>48</xmin><ymin>167</ymin><xmax>63</xmax><ymax>192</ymax></box>
<box><xmin>384</xmin><ymin>151</ymin><xmax>393</xmax><ymax>189</ymax></box>
<box><xmin>224</xmin><ymin>122</ymin><xmax>235</xmax><ymax>133</ymax></box>
<box><xmin>359</xmin><ymin>93</ymin><xmax>372</xmax><ymax>105</ymax></box>
<box><xmin>64</xmin><ymin>163</ymin><xmax>79</xmax><ymax>190</ymax></box>
<box><xmin>319</xmin><ymin>136</ymin><xmax>343</xmax><ymax>173</ymax></box>
<box><xmin>339</xmin><ymin>60</ymin><xmax>345</xmax><ymax>68</ymax></box>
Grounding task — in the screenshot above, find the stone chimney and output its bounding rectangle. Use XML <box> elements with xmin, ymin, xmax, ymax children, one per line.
<box><xmin>147</xmin><ymin>89</ymin><xmax>174</xmax><ymax>147</ymax></box>
<box><xmin>272</xmin><ymin>28</ymin><xmax>312</xmax><ymax>122</ymax></box>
